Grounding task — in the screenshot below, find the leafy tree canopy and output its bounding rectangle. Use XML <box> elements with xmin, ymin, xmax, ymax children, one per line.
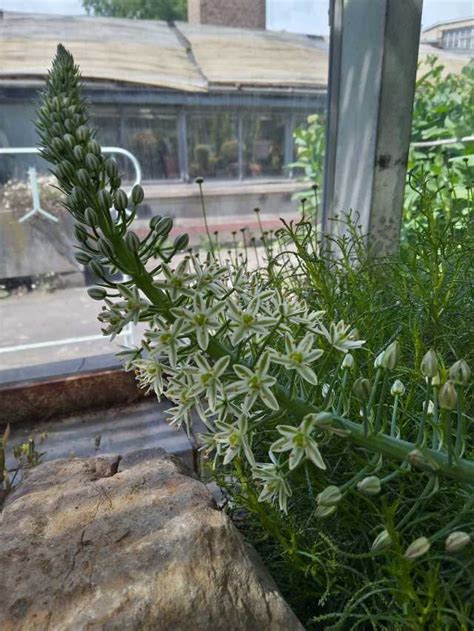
<box><xmin>82</xmin><ymin>0</ymin><xmax>187</xmax><ymax>21</ymax></box>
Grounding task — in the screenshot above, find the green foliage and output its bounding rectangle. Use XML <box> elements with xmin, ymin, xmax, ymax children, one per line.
<box><xmin>290</xmin><ymin>113</ymin><xmax>325</xmax><ymax>216</ymax></box>
<box><xmin>234</xmin><ymin>181</ymin><xmax>474</xmax><ymax>629</ymax></box>
<box><xmin>293</xmin><ymin>57</ymin><xmax>474</xmax><ymax>236</ymax></box>
<box><xmin>37</xmin><ymin>45</ymin><xmax>474</xmax><ymax>631</ymax></box>
<box><xmin>82</xmin><ymin>0</ymin><xmax>187</xmax><ymax>21</ymax></box>
<box><xmin>410</xmin><ymin>56</ymin><xmax>473</xmax><ymax>149</ymax></box>
<box><xmin>404</xmin><ymin>57</ymin><xmax>474</xmax><ymax>238</ymax></box>
<box><xmin>1</xmin><ymin>427</ymin><xmax>44</xmax><ymax>506</ymax></box>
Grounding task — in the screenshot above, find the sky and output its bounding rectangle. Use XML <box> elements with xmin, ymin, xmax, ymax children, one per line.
<box><xmin>1</xmin><ymin>0</ymin><xmax>473</xmax><ymax>34</ymax></box>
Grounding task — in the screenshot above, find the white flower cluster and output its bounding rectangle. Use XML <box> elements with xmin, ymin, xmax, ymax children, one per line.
<box><xmin>112</xmin><ymin>254</ymin><xmax>367</xmax><ymax>513</ymax></box>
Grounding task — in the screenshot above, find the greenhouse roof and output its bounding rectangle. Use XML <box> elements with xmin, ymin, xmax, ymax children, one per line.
<box><xmin>0</xmin><ymin>11</ymin><xmax>470</xmax><ymax>95</ymax></box>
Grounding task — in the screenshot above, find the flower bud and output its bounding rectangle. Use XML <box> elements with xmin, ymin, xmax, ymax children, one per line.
<box><xmin>383</xmin><ymin>341</ymin><xmax>401</xmax><ymax>370</ymax></box>
<box><xmin>64</xmin><ymin>118</ymin><xmax>75</xmax><ymax>133</ymax></box>
<box><xmin>421</xmin><ymin>349</ymin><xmax>439</xmax><ymax>379</ymax></box>
<box><xmin>311</xmin><ymin>412</ymin><xmax>334</xmax><ymax>430</ymax></box>
<box><xmin>390</xmin><ymin>379</ymin><xmax>405</xmax><ymax>397</ymax></box>
<box><xmin>131</xmin><ymin>184</ymin><xmax>144</xmax><ymax>205</ymax></box>
<box><xmin>114</xmin><ymin>189</ymin><xmax>128</xmax><ymax>212</ymax></box>
<box><xmin>342</xmin><ymin>354</ymin><xmax>354</xmax><ymax>370</ymax></box>
<box><xmin>445</xmin><ymin>531</ymin><xmax>471</xmax><ymax>553</ymax></box>
<box><xmin>97</xmin><ymin>238</ymin><xmax>114</xmax><ymax>258</ymax></box>
<box><xmin>87</xmin><ymin>287</ymin><xmax>107</xmax><ymax>300</ymax></box>
<box><xmin>317</xmin><ymin>485</ymin><xmax>342</xmax><ymax>507</ymax></box>
<box><xmin>73</xmin><ymin>145</ymin><xmax>85</xmax><ymax>162</ymax></box>
<box><xmin>76</xmin><ymin>169</ymin><xmax>91</xmax><ymax>189</ymax></box>
<box><xmin>51</xmin><ymin>137</ymin><xmax>65</xmax><ymax>153</ymax></box>
<box><xmin>125</xmin><ymin>231</ymin><xmax>141</xmax><ymax>252</ymax></box>
<box><xmin>69</xmin><ymin>186</ymin><xmax>84</xmax><ymax>206</ymax></box>
<box><xmin>110</xmin><ymin>175</ymin><xmax>122</xmax><ymax>191</ymax></box>
<box><xmin>87</xmin><ymin>139</ymin><xmax>101</xmax><ymax>155</ymax></box>
<box><xmin>423</xmin><ymin>400</ymin><xmax>434</xmax><ymax>415</ymax></box>
<box><xmin>51</xmin><ymin>122</ymin><xmax>62</xmax><ymax>136</ymax></box>
<box><xmin>438</xmin><ymin>380</ymin><xmax>457</xmax><ymax>411</ymax></box>
<box><xmin>98</xmin><ymin>189</ymin><xmax>112</xmax><ymax>211</ymax></box>
<box><xmin>357</xmin><ymin>475</ymin><xmax>381</xmax><ymax>495</ymax></box>
<box><xmin>74</xmin><ymin>225</ymin><xmax>88</xmax><ymax>243</ymax></box>
<box><xmin>374</xmin><ymin>351</ymin><xmax>385</xmax><ymax>369</ymax></box>
<box><xmin>84</xmin><ymin>207</ymin><xmax>99</xmax><ymax>226</ymax></box>
<box><xmin>76</xmin><ymin>125</ymin><xmax>90</xmax><ymax>142</ymax></box>
<box><xmin>407</xmin><ymin>449</ymin><xmax>439</xmax><ymax>472</ymax></box>
<box><xmin>371</xmin><ymin>529</ymin><xmax>392</xmax><ymax>551</ymax></box>
<box><xmin>315</xmin><ymin>504</ymin><xmax>336</xmax><ymax>518</ymax></box>
<box><xmin>149</xmin><ymin>215</ymin><xmax>163</xmax><ymax>229</ymax></box>
<box><xmin>195</xmin><ymin>176</ymin><xmax>204</xmax><ymax>184</ymax></box>
<box><xmin>88</xmin><ymin>259</ymin><xmax>105</xmax><ymax>278</ymax></box>
<box><xmin>74</xmin><ymin>251</ymin><xmax>91</xmax><ymax>265</ymax></box>
<box><xmin>105</xmin><ymin>158</ymin><xmax>118</xmax><ymax>178</ymax></box>
<box><xmin>352</xmin><ymin>377</ymin><xmax>371</xmax><ymax>402</ymax></box>
<box><xmin>404</xmin><ymin>536</ymin><xmax>430</xmax><ymax>560</ymax></box>
<box><xmin>63</xmin><ymin>133</ymin><xmax>75</xmax><ymax>149</ymax></box>
<box><xmin>449</xmin><ymin>360</ymin><xmax>471</xmax><ymax>387</ymax></box>
<box><xmin>173</xmin><ymin>233</ymin><xmax>190</xmax><ymax>251</ymax></box>
<box><xmin>431</xmin><ymin>372</ymin><xmax>441</xmax><ymax>386</ymax></box>
<box><xmin>56</xmin><ymin>161</ymin><xmax>72</xmax><ymax>181</ymax></box>
<box><xmin>85</xmin><ymin>153</ymin><xmax>100</xmax><ymax>172</ymax></box>
<box><xmin>154</xmin><ymin>216</ymin><xmax>173</xmax><ymax>237</ymax></box>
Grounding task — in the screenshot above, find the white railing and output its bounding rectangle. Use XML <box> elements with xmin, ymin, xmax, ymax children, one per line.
<box><xmin>411</xmin><ymin>134</ymin><xmax>474</xmax><ymax>148</ymax></box>
<box><xmin>0</xmin><ymin>146</ymin><xmax>141</xmax><ymax>355</ymax></box>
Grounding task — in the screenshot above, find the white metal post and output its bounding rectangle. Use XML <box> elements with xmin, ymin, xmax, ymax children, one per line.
<box><xmin>322</xmin><ymin>0</ymin><xmax>423</xmax><ymax>255</ymax></box>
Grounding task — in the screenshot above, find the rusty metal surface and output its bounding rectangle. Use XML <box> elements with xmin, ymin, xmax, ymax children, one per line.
<box><xmin>0</xmin><ymin>368</ymin><xmax>148</xmax><ymax>425</ymax></box>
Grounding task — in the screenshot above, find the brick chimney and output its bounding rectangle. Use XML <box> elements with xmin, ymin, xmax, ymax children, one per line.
<box><xmin>188</xmin><ymin>0</ymin><xmax>266</xmax><ymax>30</ymax></box>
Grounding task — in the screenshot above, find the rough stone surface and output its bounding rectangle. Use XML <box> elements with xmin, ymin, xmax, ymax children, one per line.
<box><xmin>0</xmin><ymin>448</ymin><xmax>304</xmax><ymax>630</ymax></box>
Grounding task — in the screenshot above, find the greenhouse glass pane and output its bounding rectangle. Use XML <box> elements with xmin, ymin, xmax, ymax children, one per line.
<box><xmin>243</xmin><ymin>113</ymin><xmax>286</xmax><ymax>178</ymax></box>
<box><xmin>122</xmin><ymin>109</ymin><xmax>179</xmax><ymax>181</ymax></box>
<box><xmin>187</xmin><ymin>111</ymin><xmax>239</xmax><ymax>180</ymax></box>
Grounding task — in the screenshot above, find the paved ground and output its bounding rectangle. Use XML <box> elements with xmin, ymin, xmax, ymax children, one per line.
<box><xmin>0</xmin><ymin>240</ymin><xmax>278</xmax><ymax>371</ymax></box>
<box><xmin>0</xmin><ymin>286</ymin><xmax>119</xmax><ymax>371</ymax></box>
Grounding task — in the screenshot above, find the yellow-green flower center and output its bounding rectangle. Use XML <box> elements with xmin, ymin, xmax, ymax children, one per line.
<box><xmin>290</xmin><ymin>351</ymin><xmax>304</xmax><ymax>364</ymax></box>
<box><xmin>194</xmin><ymin>313</ymin><xmax>207</xmax><ymax>326</ymax></box>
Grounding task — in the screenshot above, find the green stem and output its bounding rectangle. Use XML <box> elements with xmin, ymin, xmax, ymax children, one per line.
<box><xmin>416</xmin><ymin>377</ymin><xmax>431</xmax><ymax>446</ymax></box>
<box><xmin>374</xmin><ymin>371</ymin><xmax>389</xmax><ymax>432</ymax></box>
<box><xmin>197</xmin><ymin>181</ymin><xmax>215</xmax><ymax>260</ymax></box>
<box><xmin>367</xmin><ymin>367</ymin><xmax>382</xmax><ymax>413</ymax></box>
<box><xmin>454</xmin><ymin>386</ymin><xmax>465</xmax><ymax>457</ymax></box>
<box><xmin>390</xmin><ymin>395</ymin><xmax>399</xmax><ymax>438</ymax></box>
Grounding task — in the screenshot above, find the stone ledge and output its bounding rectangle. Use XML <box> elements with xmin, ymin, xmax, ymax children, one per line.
<box><xmin>0</xmin><ymin>448</ymin><xmax>304</xmax><ymax>631</ymax></box>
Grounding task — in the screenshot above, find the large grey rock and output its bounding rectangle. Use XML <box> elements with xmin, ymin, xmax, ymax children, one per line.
<box><xmin>0</xmin><ymin>448</ymin><xmax>304</xmax><ymax>630</ymax></box>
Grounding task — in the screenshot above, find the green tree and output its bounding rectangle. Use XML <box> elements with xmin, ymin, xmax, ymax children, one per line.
<box><xmin>82</xmin><ymin>0</ymin><xmax>187</xmax><ymax>21</ymax></box>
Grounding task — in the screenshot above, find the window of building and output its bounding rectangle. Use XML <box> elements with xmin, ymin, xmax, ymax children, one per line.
<box><xmin>243</xmin><ymin>113</ymin><xmax>286</xmax><ymax>178</ymax></box>
<box><xmin>187</xmin><ymin>111</ymin><xmax>239</xmax><ymax>179</ymax></box>
<box><xmin>122</xmin><ymin>109</ymin><xmax>179</xmax><ymax>182</ymax></box>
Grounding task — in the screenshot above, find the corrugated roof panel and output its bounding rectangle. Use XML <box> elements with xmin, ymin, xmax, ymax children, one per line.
<box><xmin>0</xmin><ymin>12</ymin><xmax>469</xmax><ymax>94</ymax></box>
<box><xmin>0</xmin><ymin>13</ymin><xmax>208</xmax><ymax>92</ymax></box>
<box><xmin>178</xmin><ymin>22</ymin><xmax>328</xmax><ymax>88</ymax></box>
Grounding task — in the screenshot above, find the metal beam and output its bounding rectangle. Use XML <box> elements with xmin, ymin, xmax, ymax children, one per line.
<box><xmin>322</xmin><ymin>0</ymin><xmax>423</xmax><ymax>255</ymax></box>
<box><xmin>0</xmin><ymin>85</ymin><xmax>327</xmax><ymax>112</ymax></box>
<box><xmin>177</xmin><ymin>110</ymin><xmax>189</xmax><ymax>182</ymax></box>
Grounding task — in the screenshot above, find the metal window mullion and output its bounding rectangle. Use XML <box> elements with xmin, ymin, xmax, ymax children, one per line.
<box><xmin>178</xmin><ymin>109</ymin><xmax>189</xmax><ymax>182</ymax></box>
<box><xmin>238</xmin><ymin>111</ymin><xmax>244</xmax><ymax>180</ymax></box>
<box><xmin>322</xmin><ymin>0</ymin><xmax>422</xmax><ymax>255</ymax></box>
<box><xmin>284</xmin><ymin>112</ymin><xmax>295</xmax><ymax>178</ymax></box>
